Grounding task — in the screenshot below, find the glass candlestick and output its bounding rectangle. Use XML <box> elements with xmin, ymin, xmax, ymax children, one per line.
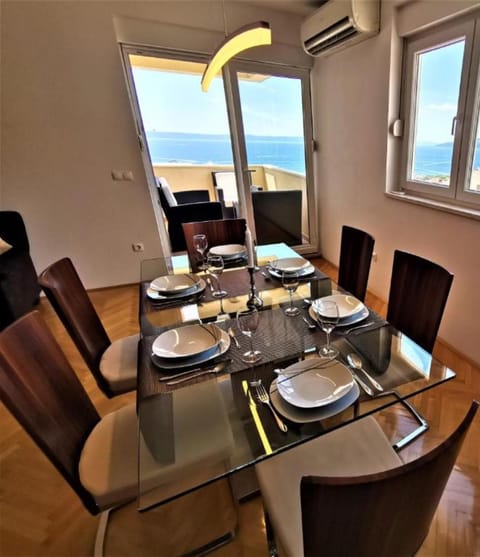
<box><xmin>246</xmin><ymin>266</ymin><xmax>263</xmax><ymax>309</ymax></box>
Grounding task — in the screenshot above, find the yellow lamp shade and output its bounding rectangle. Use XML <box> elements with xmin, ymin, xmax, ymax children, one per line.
<box><xmin>201</xmin><ymin>21</ymin><xmax>272</xmax><ymax>92</ymax></box>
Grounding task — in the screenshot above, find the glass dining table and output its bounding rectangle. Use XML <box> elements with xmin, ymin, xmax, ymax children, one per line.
<box><xmin>136</xmin><ymin>243</ymin><xmax>455</xmax><ymax>513</ymax></box>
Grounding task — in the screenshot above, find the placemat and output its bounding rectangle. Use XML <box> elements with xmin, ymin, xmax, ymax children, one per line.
<box><xmin>138</xmin><ymin>302</ymin><xmax>422</xmax><ymax>398</ymax></box>
<box><xmin>141</xmin><ymin>266</ymin><xmax>329</xmax><ymax>312</ymax></box>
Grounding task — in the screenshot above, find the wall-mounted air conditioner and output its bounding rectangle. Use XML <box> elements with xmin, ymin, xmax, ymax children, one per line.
<box><xmin>301</xmin><ymin>0</ymin><xmax>380</xmax><ymax>57</ymax></box>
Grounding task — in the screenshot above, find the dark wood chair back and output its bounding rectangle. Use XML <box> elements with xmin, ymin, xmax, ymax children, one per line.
<box><xmin>337</xmin><ymin>225</ymin><xmax>375</xmax><ymax>302</ymax></box>
<box><xmin>387</xmin><ymin>250</ymin><xmax>454</xmax><ymax>353</ymax></box>
<box><xmin>0</xmin><ymin>311</ymin><xmax>101</xmax><ymax>514</ymax></box>
<box><xmin>38</xmin><ymin>257</ymin><xmax>113</xmax><ymax>396</ymax></box>
<box><xmin>301</xmin><ymin>400</ymin><xmax>478</xmax><ymax>557</ymax></box>
<box><xmin>182</xmin><ymin>218</ymin><xmax>247</xmax><ymax>272</ymax></box>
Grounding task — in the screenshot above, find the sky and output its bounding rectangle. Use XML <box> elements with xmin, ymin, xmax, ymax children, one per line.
<box><xmin>415</xmin><ymin>39</ymin><xmax>466</xmax><ymax>145</ymax></box>
<box><xmin>131</xmin><ymin>39</ymin><xmax>474</xmax><ymax>146</ymax></box>
<box><xmin>132</xmin><ymin>67</ymin><xmax>304</xmax><ymax>137</ymax></box>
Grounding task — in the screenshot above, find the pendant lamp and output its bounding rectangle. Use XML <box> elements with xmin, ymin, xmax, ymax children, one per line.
<box><xmin>201</xmin><ymin>20</ymin><xmax>272</xmax><ymax>92</ymax></box>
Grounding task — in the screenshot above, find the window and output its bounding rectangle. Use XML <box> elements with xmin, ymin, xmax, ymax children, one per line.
<box><xmin>399</xmin><ymin>14</ymin><xmax>480</xmax><ymax>210</ymax></box>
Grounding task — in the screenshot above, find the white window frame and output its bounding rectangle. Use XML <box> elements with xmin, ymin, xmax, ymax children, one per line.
<box><xmin>398</xmin><ymin>12</ymin><xmax>480</xmax><ymax>211</ymax></box>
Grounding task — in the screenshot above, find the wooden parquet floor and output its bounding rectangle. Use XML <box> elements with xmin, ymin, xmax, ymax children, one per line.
<box><xmin>0</xmin><ymin>258</ymin><xmax>478</xmax><ymax>557</ymax></box>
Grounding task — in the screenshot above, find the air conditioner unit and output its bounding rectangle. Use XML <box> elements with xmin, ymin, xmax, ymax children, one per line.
<box><xmin>301</xmin><ymin>0</ymin><xmax>380</xmax><ymax>57</ymax></box>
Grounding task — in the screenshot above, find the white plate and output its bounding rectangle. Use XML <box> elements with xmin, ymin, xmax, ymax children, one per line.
<box><xmin>309</xmin><ymin>304</ymin><xmax>369</xmax><ymax>327</ymax></box>
<box><xmin>270</xmin><ymin>257</ymin><xmax>311</xmax><ymax>273</ymax></box>
<box><xmin>270</xmin><ymin>380</ymin><xmax>360</xmax><ymax>423</ymax></box>
<box><xmin>277</xmin><ymin>360</ymin><xmax>355</xmax><ymax>408</ymax></box>
<box><xmin>150</xmin><ymin>273</ymin><xmax>200</xmax><ymax>294</ymax></box>
<box><xmin>313</xmin><ymin>294</ymin><xmax>365</xmax><ymax>319</ymax></box>
<box><xmin>209</xmin><ymin>244</ymin><xmax>247</xmax><ymax>259</ymax></box>
<box><xmin>146</xmin><ymin>279</ymin><xmax>206</xmax><ymax>301</ymax></box>
<box><xmin>268</xmin><ymin>258</ymin><xmax>315</xmax><ymax>279</ymax></box>
<box><xmin>152</xmin><ymin>323</ymin><xmax>222</xmax><ymax>359</ymax></box>
<box><xmin>151</xmin><ymin>329</ymin><xmax>230</xmax><ymax>370</ymax></box>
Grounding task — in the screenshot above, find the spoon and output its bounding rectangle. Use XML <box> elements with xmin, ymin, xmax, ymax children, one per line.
<box><xmin>164</xmin><ymin>361</ymin><xmax>229</xmax><ymax>386</ymax></box>
<box><xmin>228</xmin><ymin>327</ymin><xmax>240</xmax><ymax>348</ymax></box>
<box><xmin>347</xmin><ymin>353</ymin><xmax>384</xmax><ymax>392</ymax></box>
<box><xmin>302</xmin><ymin>316</ymin><xmax>316</xmax><ymax>330</ymax></box>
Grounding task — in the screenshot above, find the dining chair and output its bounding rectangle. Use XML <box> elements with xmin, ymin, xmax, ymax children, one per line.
<box><xmin>182</xmin><ymin>218</ymin><xmax>247</xmax><ymax>272</ymax></box>
<box><xmin>38</xmin><ymin>257</ymin><xmax>138</xmax><ymax>398</ymax></box>
<box><xmin>0</xmin><ymin>310</ymin><xmax>138</xmax><ymax>554</ymax></box>
<box><xmin>0</xmin><ymin>310</ymin><xmax>238</xmax><ymax>556</ymax></box>
<box><xmin>387</xmin><ymin>249</ymin><xmax>454</xmax><ymax>353</ymax></box>
<box><xmin>255</xmin><ymin>400</ymin><xmax>478</xmax><ymax>557</ymax></box>
<box><xmin>337</xmin><ymin>225</ymin><xmax>375</xmax><ymax>302</ymax></box>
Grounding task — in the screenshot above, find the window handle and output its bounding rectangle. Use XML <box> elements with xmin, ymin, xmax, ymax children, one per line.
<box><xmin>451</xmin><ymin>115</ymin><xmax>457</xmax><ymax>136</ymax></box>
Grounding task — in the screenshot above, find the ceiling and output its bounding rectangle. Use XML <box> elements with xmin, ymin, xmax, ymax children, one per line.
<box><xmin>242</xmin><ymin>0</ymin><xmax>326</xmax><ymax>17</ymax></box>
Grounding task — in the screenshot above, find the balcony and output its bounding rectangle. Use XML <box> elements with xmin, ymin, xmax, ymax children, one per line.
<box><xmin>152</xmin><ymin>163</ymin><xmax>309</xmax><ymax>244</ymax></box>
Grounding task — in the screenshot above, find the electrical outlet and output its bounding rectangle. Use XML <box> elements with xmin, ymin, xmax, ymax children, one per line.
<box><xmin>132</xmin><ymin>243</ymin><xmax>144</xmax><ymax>252</ymax></box>
<box><xmin>372</xmin><ymin>252</ymin><xmax>378</xmax><ymax>263</ymax></box>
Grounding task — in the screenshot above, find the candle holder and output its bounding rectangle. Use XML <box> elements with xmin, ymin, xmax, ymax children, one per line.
<box><xmin>246</xmin><ymin>266</ymin><xmax>263</xmax><ymax>309</ymax></box>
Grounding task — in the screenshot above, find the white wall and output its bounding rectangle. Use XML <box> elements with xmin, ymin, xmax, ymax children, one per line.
<box><xmin>312</xmin><ymin>1</ymin><xmax>480</xmax><ymax>364</ymax></box>
<box><xmin>3</xmin><ymin>0</ymin><xmax>479</xmax><ymax>364</ymax></box>
<box><xmin>1</xmin><ymin>0</ymin><xmax>307</xmax><ymax>288</ymax></box>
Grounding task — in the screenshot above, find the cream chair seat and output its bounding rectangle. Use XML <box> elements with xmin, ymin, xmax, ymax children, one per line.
<box><xmin>99</xmin><ymin>333</ymin><xmax>139</xmax><ymax>395</ymax></box>
<box><xmin>255</xmin><ymin>416</ymin><xmax>402</xmax><ymax>557</ymax></box>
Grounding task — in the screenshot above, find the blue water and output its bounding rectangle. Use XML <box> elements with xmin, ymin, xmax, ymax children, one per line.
<box><xmin>145</xmin><ymin>131</ymin><xmax>306</xmax><ymax>175</ymax></box>
<box><xmin>414</xmin><ymin>142</ymin><xmax>480</xmax><ymax>176</ymax></box>
<box><xmin>145</xmin><ymin>132</ymin><xmax>479</xmax><ymax>177</ymax></box>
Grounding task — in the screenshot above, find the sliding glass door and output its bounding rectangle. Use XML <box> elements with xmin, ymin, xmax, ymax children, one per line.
<box><xmin>121</xmin><ymin>45</ymin><xmax>316</xmax><ymax>253</ymax></box>
<box><xmin>229</xmin><ymin>61</ymin><xmax>314</xmax><ymax>249</ymax></box>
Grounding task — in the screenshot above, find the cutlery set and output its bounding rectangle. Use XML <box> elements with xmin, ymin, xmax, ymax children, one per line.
<box><xmin>249</xmin><ymin>379</ymin><xmax>288</xmax><ymax>433</ymax></box>
<box><xmin>346</xmin><ymin>352</ymin><xmax>383</xmax><ymax>396</ymax></box>
<box><xmin>162</xmin><ymin>360</ymin><xmax>230</xmax><ymax>386</ymax></box>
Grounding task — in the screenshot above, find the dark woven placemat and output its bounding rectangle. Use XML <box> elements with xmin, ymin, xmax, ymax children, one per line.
<box><xmin>141</xmin><ymin>266</ymin><xmax>329</xmax><ymax>314</ymax></box>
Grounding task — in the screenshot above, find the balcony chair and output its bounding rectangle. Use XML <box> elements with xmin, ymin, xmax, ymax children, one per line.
<box><xmin>255</xmin><ymin>400</ymin><xmax>478</xmax><ymax>557</ymax></box>
<box><xmin>38</xmin><ymin>257</ymin><xmax>138</xmax><ymax>398</ymax></box>
<box><xmin>156</xmin><ymin>177</ymin><xmax>223</xmax><ymax>252</ymax></box>
<box><xmin>0</xmin><ymin>310</ymin><xmax>237</xmax><ymax>556</ymax></box>
<box><xmin>252</xmin><ymin>190</ymin><xmax>302</xmax><ymax>246</ymax></box>
<box><xmin>0</xmin><ymin>211</ymin><xmax>40</xmax><ymax>330</ymax></box>
<box><xmin>337</xmin><ymin>225</ymin><xmax>375</xmax><ymax>302</ymax></box>
<box><xmin>182</xmin><ymin>218</ymin><xmax>247</xmax><ymax>273</ymax></box>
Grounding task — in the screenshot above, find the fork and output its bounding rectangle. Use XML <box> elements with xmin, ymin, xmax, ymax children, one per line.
<box><xmin>253</xmin><ymin>381</ymin><xmax>288</xmax><ymax>433</ymax></box>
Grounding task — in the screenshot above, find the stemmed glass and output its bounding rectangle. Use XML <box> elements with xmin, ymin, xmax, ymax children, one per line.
<box><xmin>313</xmin><ymin>299</ymin><xmax>339</xmax><ymax>357</ymax></box>
<box><xmin>193</xmin><ymin>234</ymin><xmax>208</xmax><ymax>271</ymax></box>
<box><xmin>282</xmin><ymin>270</ymin><xmax>300</xmax><ymax>316</ymax></box>
<box><xmin>206</xmin><ymin>254</ymin><xmax>227</xmax><ymax>298</ymax></box>
<box><xmin>236</xmin><ymin>308</ymin><xmax>262</xmax><ymax>364</ymax></box>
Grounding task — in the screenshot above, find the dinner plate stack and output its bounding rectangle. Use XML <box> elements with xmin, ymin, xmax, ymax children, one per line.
<box><xmin>146</xmin><ymin>273</ymin><xmax>206</xmax><ymax>301</ymax></box>
<box><xmin>151</xmin><ymin>322</ymin><xmax>231</xmax><ymax>371</ymax></box>
<box><xmin>268</xmin><ymin>257</ymin><xmax>315</xmax><ymax>279</ymax></box>
<box><xmin>309</xmin><ymin>293</ymin><xmax>369</xmax><ymax>328</ymax></box>
<box><xmin>209</xmin><ymin>244</ymin><xmax>247</xmax><ymax>264</ymax></box>
<box><xmin>270</xmin><ymin>357</ymin><xmax>360</xmax><ymax>423</ymax></box>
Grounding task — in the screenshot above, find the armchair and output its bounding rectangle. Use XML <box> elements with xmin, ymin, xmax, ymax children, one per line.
<box><xmin>156</xmin><ymin>177</ymin><xmax>223</xmax><ymax>252</ymax></box>
<box><xmin>0</xmin><ymin>211</ymin><xmax>40</xmax><ymax>330</ymax></box>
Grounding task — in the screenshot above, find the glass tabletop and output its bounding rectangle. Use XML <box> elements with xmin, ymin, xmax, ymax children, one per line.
<box><xmin>136</xmin><ymin>246</ymin><xmax>456</xmax><ymax>511</ymax></box>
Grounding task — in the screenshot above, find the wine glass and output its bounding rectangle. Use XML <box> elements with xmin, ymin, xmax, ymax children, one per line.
<box><xmin>313</xmin><ymin>299</ymin><xmax>339</xmax><ymax>357</ymax></box>
<box><xmin>236</xmin><ymin>308</ymin><xmax>261</xmax><ymax>364</ymax></box>
<box><xmin>193</xmin><ymin>234</ymin><xmax>208</xmax><ymax>271</ymax></box>
<box><xmin>282</xmin><ymin>270</ymin><xmax>300</xmax><ymax>316</ymax></box>
<box><xmin>206</xmin><ymin>254</ymin><xmax>227</xmax><ymax>298</ymax></box>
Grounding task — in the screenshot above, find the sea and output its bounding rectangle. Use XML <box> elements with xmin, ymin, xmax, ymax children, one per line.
<box><xmin>146</xmin><ymin>131</ymin><xmax>306</xmax><ymax>174</ymax></box>
<box><xmin>145</xmin><ymin>132</ymin><xmax>478</xmax><ymax>177</ymax></box>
